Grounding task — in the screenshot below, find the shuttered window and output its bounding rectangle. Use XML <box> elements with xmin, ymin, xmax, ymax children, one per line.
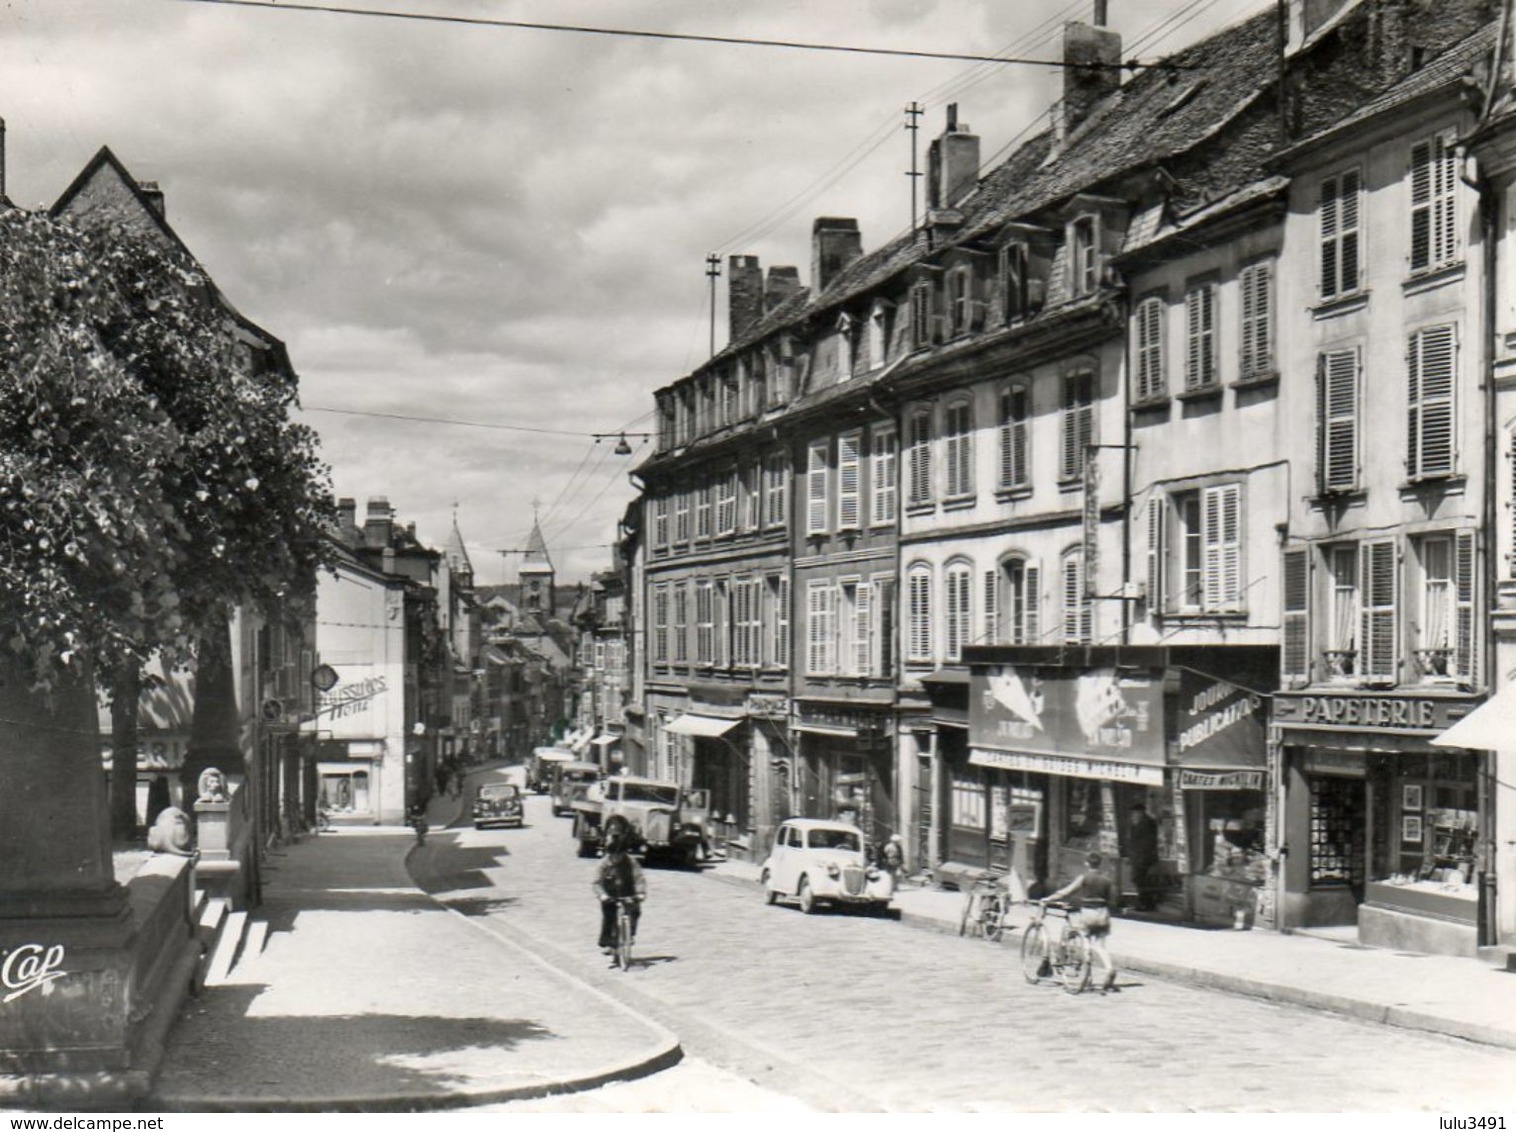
<box><xmin>870</xmin><ymin>427</ymin><xmax>897</xmax><ymax>526</ymax></box>
<box><xmin>1239</xmin><ymin>260</ymin><xmax>1274</xmax><ymax>380</ymax></box>
<box><xmin>806</xmin><ymin>440</ymin><xmax>829</xmax><ymax>535</ymax></box>
<box><xmin>805</xmin><ymin>580</ymin><xmax>837</xmax><ymax>675</ymax></box>
<box><xmin>1002</xmin><ymin>241</ymin><xmax>1029</xmax><ymax>322</ymax></box>
<box><xmin>1060</xmin><ymin>370</ymin><xmax>1095</xmax><ymax>482</ymax></box>
<box><xmin>672</xmin><ymin>583</ymin><xmax>689</xmax><ymax>663</ymax></box>
<box><xmin>907</xmin><ymin>566</ymin><xmax>933</xmax><ymax>662</ymax></box>
<box><xmin>1147</xmin><ymin>496</ymin><xmax>1166</xmax><ymax>616</ymax></box>
<box><xmin>1320</xmin><ymin>167</ymin><xmax>1362</xmax><ymax>300</ymax></box>
<box><xmin>1184</xmin><ymin>281</ymin><xmax>1218</xmax><ymax>390</ymax></box>
<box><xmin>851</xmin><ymin>581</ymin><xmax>875</xmax><ymax>677</ymax></box>
<box><xmin>1135</xmin><ymin>296</ymin><xmax>1165</xmax><ymax>401</ymax></box>
<box><xmin>908</xmin><ymin>408</ymin><xmax>934</xmax><ymax>505</ymax></box>
<box><xmin>1071</xmin><ymin>215</ymin><xmax>1099</xmax><ymax>297</ymax></box>
<box><xmin>944</xmin><ymin>563</ymin><xmax>973</xmax><ymax>661</ymax></box>
<box><xmin>695</xmin><ymin>581</ymin><xmax>715</xmax><ymax>665</ymax></box>
<box><xmin>1407</xmin><ymin>324</ymin><xmax>1456</xmax><ymax>479</ymax></box>
<box><xmin>1359</xmin><ymin>540</ymin><xmax>1398</xmax><ymax>683</ymax></box>
<box><xmin>695</xmin><ymin>485</ymin><xmax>713</xmax><ymax>539</ymax></box>
<box><xmin>674</xmin><ymin>492</ymin><xmax>690</xmax><ymax>544</ymax></box>
<box><xmin>1410</xmin><ymin>131</ymin><xmax>1458</xmax><ymax>274</ymax></box>
<box><xmin>943</xmin><ymin>400</ymin><xmax>974</xmax><ymax>498</ymax></box>
<box><xmin>652</xmin><ymin>584</ymin><xmax>670</xmax><ymax>664</ymax></box>
<box><xmin>770</xmin><ymin>575</ymin><xmax>790</xmax><ymax>670</ymax></box>
<box><xmin>716</xmin><ymin>469</ymin><xmax>738</xmax><ymax>535</ymax></box>
<box><xmin>1281</xmin><ymin>549</ymin><xmax>1310</xmax><ymax>685</ymax></box>
<box><xmin>838</xmin><ymin>431</ymin><xmax>862</xmax><ymax>530</ymax></box>
<box><xmin>911</xmin><ymin>282</ymin><xmax>934</xmax><ymax>349</ymax></box>
<box><xmin>1317</xmin><ymin>347</ymin><xmax>1360</xmax><ymax>494</ymax></box>
<box><xmin>653</xmin><ymin>496</ymin><xmax>669</xmax><ymax>548</ymax></box>
<box><xmin>1201</xmin><ymin>483</ymin><xmax>1243</xmax><ymax>612</ymax></box>
<box><xmin>982</xmin><ymin>569</ymin><xmax>999</xmax><ymax>646</ymax></box>
<box><xmin>1002</xmin><ymin>558</ymin><xmax>1040</xmax><ymax>645</ymax></box>
<box><xmin>1061</xmin><ymin>550</ymin><xmax>1091</xmax><ymax>644</ymax></box>
<box><xmin>997</xmin><ymin>385</ymin><xmax>1030</xmax><ymax>490</ymax></box>
<box><xmin>764</xmin><ymin>454</ymin><xmax>788</xmax><ymax>529</ymax></box>
<box><xmin>1454</xmin><ymin>530</ymin><xmax>1477</xmax><ymax>685</ymax></box>
<box><xmin>1326</xmin><ymin>546</ymin><xmax>1358</xmax><ymax>679</ymax></box>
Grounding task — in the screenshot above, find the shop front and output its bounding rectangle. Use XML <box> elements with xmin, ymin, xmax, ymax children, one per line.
<box><xmin>315</xmin><ymin>738</ymin><xmax>384</xmax><ymax>822</ymax></box>
<box><xmin>791</xmin><ymin>699</ymin><xmax>896</xmax><ymax>849</ymax></box>
<box><xmin>964</xmin><ymin>646</ymin><xmax>1275</xmax><ymax>925</ymax></box>
<box><xmin>1274</xmin><ymin>690</ymin><xmax>1488</xmax><ymax>956</ymax></box>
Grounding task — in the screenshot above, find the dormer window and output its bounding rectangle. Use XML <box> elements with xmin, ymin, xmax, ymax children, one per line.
<box><xmin>948</xmin><ymin>265</ymin><xmax>981</xmax><ymax>337</ymax></box>
<box><xmin>1070</xmin><ymin>214</ymin><xmax>1099</xmax><ymax>297</ymax></box>
<box><xmin>867</xmin><ymin>299</ymin><xmax>893</xmax><ymax>370</ymax></box>
<box><xmin>836</xmin><ymin>312</ymin><xmax>855</xmax><ymax>382</ymax></box>
<box><xmin>911</xmin><ymin>280</ymin><xmax>935</xmax><ymax>349</ymax></box>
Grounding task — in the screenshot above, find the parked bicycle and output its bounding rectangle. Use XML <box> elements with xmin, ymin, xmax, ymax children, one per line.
<box><xmin>958</xmin><ymin>872</ymin><xmax>1011</xmax><ymax>943</ymax></box>
<box><xmin>1020</xmin><ymin>900</ymin><xmax>1113</xmax><ymax>994</ymax></box>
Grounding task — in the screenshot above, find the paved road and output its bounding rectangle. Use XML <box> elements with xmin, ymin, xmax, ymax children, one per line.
<box><xmin>414</xmin><ymin>777</ymin><xmax>1516</xmax><ymax>1113</ymax></box>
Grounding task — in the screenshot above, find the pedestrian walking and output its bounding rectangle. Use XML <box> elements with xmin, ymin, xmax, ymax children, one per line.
<box><xmin>1128</xmin><ymin>802</ymin><xmax>1160</xmax><ymax>911</ymax></box>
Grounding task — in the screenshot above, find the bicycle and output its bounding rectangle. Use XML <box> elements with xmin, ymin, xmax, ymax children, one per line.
<box><xmin>1020</xmin><ymin>900</ymin><xmax>1112</xmax><ymax>994</ymax></box>
<box><xmin>611</xmin><ymin>897</ymin><xmax>637</xmax><ymax>971</ymax></box>
<box><xmin>407</xmin><ymin>812</ymin><xmax>428</xmax><ymax>847</ymax></box>
<box><xmin>958</xmin><ymin>873</ymin><xmax>1010</xmax><ymax>943</ymax></box>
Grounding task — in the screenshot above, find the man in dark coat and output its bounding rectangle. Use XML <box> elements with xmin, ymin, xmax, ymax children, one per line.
<box><xmin>1128</xmin><ymin>802</ymin><xmax>1161</xmax><ymax>911</ymax></box>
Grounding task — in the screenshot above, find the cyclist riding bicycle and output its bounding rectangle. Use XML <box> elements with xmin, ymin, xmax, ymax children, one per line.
<box><xmin>1041</xmin><ymin>850</ymin><xmax>1116</xmax><ymax>990</ymax></box>
<box><xmin>593</xmin><ymin>817</ymin><xmax>646</xmax><ymax>964</ymax></box>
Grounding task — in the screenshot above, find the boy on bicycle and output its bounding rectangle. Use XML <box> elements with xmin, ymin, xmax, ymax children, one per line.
<box><xmin>593</xmin><ymin>817</ymin><xmax>646</xmax><ymax>962</ymax></box>
<box><xmin>1042</xmin><ymin>851</ymin><xmax>1116</xmax><ymax>990</ymax></box>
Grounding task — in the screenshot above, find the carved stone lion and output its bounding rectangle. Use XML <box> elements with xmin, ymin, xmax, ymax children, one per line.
<box><xmin>197</xmin><ymin>766</ymin><xmax>229</xmax><ymax>803</ymax></box>
<box><xmin>146</xmin><ymin>806</ymin><xmax>196</xmax><ymax>857</ymax></box>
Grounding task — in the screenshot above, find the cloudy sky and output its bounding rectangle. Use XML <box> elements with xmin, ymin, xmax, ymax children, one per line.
<box><xmin>3</xmin><ymin>0</ymin><xmax>1264</xmax><ymax>586</ymax></box>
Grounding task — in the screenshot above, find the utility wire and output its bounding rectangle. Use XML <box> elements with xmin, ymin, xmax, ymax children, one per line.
<box><xmin>303</xmin><ymin>403</ymin><xmax>617</xmax><ymax>439</ymax></box>
<box><xmin>170</xmin><ymin>0</ymin><xmax>1190</xmax><ymax>71</ymax></box>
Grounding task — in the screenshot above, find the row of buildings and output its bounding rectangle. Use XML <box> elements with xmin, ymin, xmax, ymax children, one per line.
<box><xmin>573</xmin><ymin>0</ymin><xmax>1516</xmax><ymax>959</ymax></box>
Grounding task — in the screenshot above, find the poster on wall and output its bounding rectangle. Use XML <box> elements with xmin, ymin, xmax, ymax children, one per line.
<box><xmin>1172</xmin><ymin>669</ymin><xmax>1267</xmax><ymax>770</ymax></box>
<box><xmin>970</xmin><ymin>666</ymin><xmax>1164</xmax><ymax>767</ymax></box>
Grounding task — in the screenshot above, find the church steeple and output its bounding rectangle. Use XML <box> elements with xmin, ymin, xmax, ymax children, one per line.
<box><xmin>444</xmin><ymin>504</ymin><xmax>474</xmax><ymax>589</ymax></box>
<box><xmin>518</xmin><ymin>504</ymin><xmax>554</xmax><ymax>617</ymax></box>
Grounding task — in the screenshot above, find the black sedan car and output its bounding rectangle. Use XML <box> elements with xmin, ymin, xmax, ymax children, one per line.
<box><xmin>472</xmin><ymin>782</ymin><xmax>524</xmax><ymax>830</ymax></box>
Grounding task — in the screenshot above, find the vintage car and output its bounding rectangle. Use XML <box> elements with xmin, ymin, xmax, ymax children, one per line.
<box><xmin>472</xmin><ymin>782</ymin><xmax>524</xmax><ymax>830</ymax></box>
<box><xmin>550</xmin><ymin>760</ymin><xmax>602</xmax><ymax>817</ymax></box>
<box><xmin>760</xmin><ymin>818</ymin><xmax>894</xmax><ymax>915</ymax></box>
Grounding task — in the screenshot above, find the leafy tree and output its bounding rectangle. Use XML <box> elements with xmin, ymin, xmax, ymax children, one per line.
<box><xmin>0</xmin><ymin>206</ymin><xmax>333</xmax><ymax>837</ymax></box>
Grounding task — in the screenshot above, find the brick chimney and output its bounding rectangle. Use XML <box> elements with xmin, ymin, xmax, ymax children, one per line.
<box><xmin>336</xmin><ymin>497</ymin><xmax>359</xmax><ymax>543</ymax></box>
<box><xmin>1056</xmin><ymin>18</ymin><xmax>1122</xmax><ymax>144</ymax></box>
<box><xmin>811</xmin><ymin>218</ymin><xmax>863</xmax><ymax>295</ymax></box>
<box><xmin>728</xmin><ymin>254</ymin><xmax>764</xmax><ymax>343</ymax></box>
<box><xmin>136</xmin><ymin>180</ymin><xmax>165</xmax><ymax>218</ymax></box>
<box><xmin>364</xmin><ymin>497</ymin><xmax>394</xmax><ymax>548</ymax></box>
<box><xmin>927</xmin><ymin>104</ymin><xmax>981</xmax><ymax>212</ymax></box>
<box><xmin>765</xmin><ymin>266</ymin><xmax>803</xmax><ymax>312</ymax></box>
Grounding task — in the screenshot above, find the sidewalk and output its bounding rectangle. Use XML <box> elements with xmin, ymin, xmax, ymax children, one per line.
<box><xmin>148</xmin><ymin>789</ymin><xmax>679</xmax><ymax>1112</ymax></box>
<box><xmin>710</xmin><ymin>859</ymin><xmax>1516</xmax><ymax>1051</ymax></box>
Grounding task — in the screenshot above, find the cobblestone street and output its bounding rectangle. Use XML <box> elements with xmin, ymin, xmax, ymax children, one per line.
<box><xmin>414</xmin><ymin>793</ymin><xmax>1516</xmax><ymax>1112</ymax></box>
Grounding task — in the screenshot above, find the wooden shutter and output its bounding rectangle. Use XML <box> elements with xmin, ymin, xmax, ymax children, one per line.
<box><xmin>1136</xmin><ymin>296</ymin><xmax>1164</xmax><ymax>400</ymax></box>
<box><xmin>1239</xmin><ymin>261</ymin><xmax>1273</xmax><ymax>379</ymax></box>
<box><xmin>1202</xmin><ymin>484</ymin><xmax>1243</xmax><ymax>612</ymax></box>
<box><xmin>1410</xmin><ymin>138</ymin><xmax>1432</xmax><ymax>272</ymax></box>
<box><xmin>854</xmin><ymin>581</ymin><xmax>874</xmax><ymax>676</ymax></box>
<box><xmin>807</xmin><ymin>440</ymin><xmax>828</xmax><ymax>534</ymax></box>
<box><xmin>1454</xmin><ymin>530</ymin><xmax>1476</xmax><ymax>684</ymax></box>
<box><xmin>1408</xmin><ymin>325</ymin><xmax>1456</xmax><ymax>478</ymax></box>
<box><xmin>1318</xmin><ymin>348</ymin><xmax>1359</xmax><ymax>493</ymax></box>
<box><xmin>1185</xmin><ymin>283</ymin><xmax>1216</xmax><ymax>389</ymax></box>
<box><xmin>806</xmin><ymin>581</ymin><xmax>826</xmax><ymax>674</ymax></box>
<box><xmin>983</xmin><ymin>568</ymin><xmax>999</xmax><ymax>646</ymax></box>
<box><xmin>908</xmin><ymin>568</ymin><xmax>932</xmax><ymax>661</ymax></box>
<box><xmin>1024</xmin><ymin>562</ymin><xmax>1042</xmax><ymax>645</ymax></box>
<box><xmin>1340</xmin><ymin>168</ymin><xmax>1361</xmax><ymax>292</ymax></box>
<box><xmin>871</xmin><ymin>429</ymin><xmax>897</xmax><ymax>525</ymax></box>
<box><xmin>838</xmin><ymin>432</ymin><xmax>862</xmax><ymax>529</ymax></box>
<box><xmin>777</xmin><ymin>576</ymin><xmax>791</xmax><ymax>669</ymax></box>
<box><xmin>1281</xmin><ymin>548</ymin><xmax>1311</xmax><ymax>685</ymax></box>
<box><xmin>1360</xmin><ymin>540</ymin><xmax>1398</xmax><ymax>682</ymax></box>
<box><xmin>1147</xmin><ymin>495</ymin><xmax>1166</xmax><ymax>616</ymax></box>
<box><xmin>1063</xmin><ymin>553</ymin><xmax>1087</xmax><ymax>644</ymax></box>
<box><xmin>998</xmin><ymin>386</ymin><xmax>1029</xmax><ymax>488</ymax></box>
<box><xmin>910</xmin><ymin>410</ymin><xmax>933</xmax><ymax>503</ymax></box>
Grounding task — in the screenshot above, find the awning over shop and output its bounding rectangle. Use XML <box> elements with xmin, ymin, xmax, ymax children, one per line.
<box><xmin>1431</xmin><ymin>683</ymin><xmax>1516</xmax><ymax>751</ymax></box>
<box><xmin>665</xmin><ymin>713</ymin><xmax>740</xmax><ymax>738</ymax></box>
<box><xmin>591</xmin><ymin>733</ymin><xmax>620</xmax><ymax>748</ymax></box>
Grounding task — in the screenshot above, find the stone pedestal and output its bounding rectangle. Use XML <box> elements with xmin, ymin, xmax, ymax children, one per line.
<box><xmin>0</xmin><ymin>662</ymin><xmax>199</xmax><ymax>1104</ymax></box>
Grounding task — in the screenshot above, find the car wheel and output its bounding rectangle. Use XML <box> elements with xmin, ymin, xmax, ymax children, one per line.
<box><xmin>761</xmin><ymin>870</ymin><xmax>778</xmax><ymax>905</ymax></box>
<box><xmin>798</xmin><ymin>877</ymin><xmax>818</xmax><ymax>915</ymax></box>
<box><xmin>473</xmin><ymin>822</ymin><xmax>482</xmax><ymax>830</ymax></box>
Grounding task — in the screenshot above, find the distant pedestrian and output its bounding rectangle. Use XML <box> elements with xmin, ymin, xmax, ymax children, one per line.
<box><xmin>1128</xmin><ymin>802</ymin><xmax>1160</xmax><ymax>911</ymax></box>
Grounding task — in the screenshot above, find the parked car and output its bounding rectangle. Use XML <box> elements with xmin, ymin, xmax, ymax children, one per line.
<box><xmin>550</xmin><ymin>760</ymin><xmax>601</xmax><ymax>817</ymax></box>
<box><xmin>760</xmin><ymin>818</ymin><xmax>894</xmax><ymax>915</ymax></box>
<box><xmin>472</xmin><ymin>782</ymin><xmax>524</xmax><ymax>829</ymax></box>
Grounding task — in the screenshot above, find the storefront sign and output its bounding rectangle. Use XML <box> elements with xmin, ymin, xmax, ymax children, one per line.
<box><xmin>1179</xmin><ymin>769</ymin><xmax>1264</xmax><ymax>791</ymax></box>
<box><xmin>970</xmin><ymin>746</ymin><xmax>1165</xmax><ymax>786</ymax></box>
<box><xmin>1174</xmin><ymin>671</ymin><xmax>1266</xmax><ymax>770</ymax></box>
<box><xmin>317</xmin><ymin>673</ymin><xmax>388</xmax><ymax>721</ymax></box>
<box><xmin>1275</xmin><ymin>692</ymin><xmax>1471</xmax><ymax>735</ymax></box>
<box><xmin>970</xmin><ymin>666</ymin><xmax>1163</xmax><ymax>769</ymax></box>
<box><xmin>794</xmin><ymin>702</ymin><xmax>888</xmax><ymax>736</ymax></box>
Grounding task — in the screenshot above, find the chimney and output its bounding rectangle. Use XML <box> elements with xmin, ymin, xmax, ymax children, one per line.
<box><xmin>336</xmin><ymin>497</ymin><xmax>358</xmax><ymax>542</ymax></box>
<box><xmin>1057</xmin><ymin>20</ymin><xmax>1122</xmax><ymax>143</ymax></box>
<box><xmin>811</xmin><ymin>217</ymin><xmax>863</xmax><ymax>294</ymax></box>
<box><xmin>364</xmin><ymin>497</ymin><xmax>394</xmax><ymax>548</ymax></box>
<box><xmin>927</xmin><ymin>104</ymin><xmax>981</xmax><ymax>213</ymax></box>
<box><xmin>728</xmin><ymin>254</ymin><xmax>764</xmax><ymax>342</ymax></box>
<box><xmin>136</xmin><ymin>180</ymin><xmax>165</xmax><ymax>218</ymax></box>
<box><xmin>764</xmin><ymin>266</ymin><xmax>803</xmax><ymax>312</ymax></box>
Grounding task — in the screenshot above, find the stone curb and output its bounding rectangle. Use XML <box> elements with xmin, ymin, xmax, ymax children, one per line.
<box><xmin>715</xmin><ymin>867</ymin><xmax>1516</xmax><ymax>1052</ymax></box>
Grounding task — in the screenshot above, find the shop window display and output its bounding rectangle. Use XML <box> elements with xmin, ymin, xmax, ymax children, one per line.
<box><xmin>1308</xmin><ymin>775</ymin><xmax>1365</xmax><ymax>888</ymax></box>
<box><xmin>1368</xmin><ymin>752</ymin><xmax>1477</xmax><ymax>901</ymax></box>
<box><xmin>1190</xmin><ymin>792</ymin><xmax>1267</xmax><ymax>885</ymax></box>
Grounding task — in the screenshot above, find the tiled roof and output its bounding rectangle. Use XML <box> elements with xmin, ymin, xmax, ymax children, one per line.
<box><xmin>1278</xmin><ymin>19</ymin><xmax>1498</xmax><ymax>158</ymax></box>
